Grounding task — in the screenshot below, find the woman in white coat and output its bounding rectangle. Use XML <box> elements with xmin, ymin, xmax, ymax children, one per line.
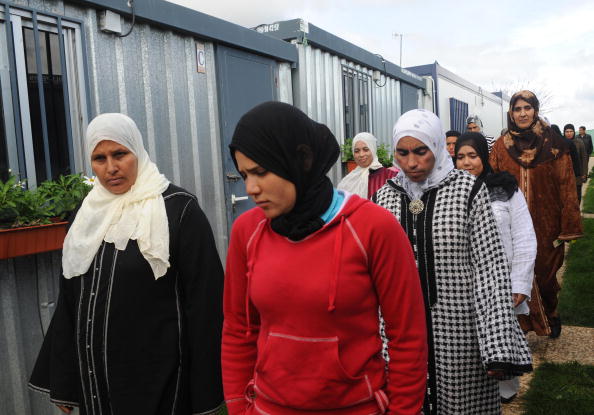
<box><xmin>455</xmin><ymin>131</ymin><xmax>537</xmax><ymax>403</ymax></box>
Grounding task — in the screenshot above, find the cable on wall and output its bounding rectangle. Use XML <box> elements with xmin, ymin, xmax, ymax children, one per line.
<box><xmin>118</xmin><ymin>0</ymin><xmax>136</xmax><ymax>38</ymax></box>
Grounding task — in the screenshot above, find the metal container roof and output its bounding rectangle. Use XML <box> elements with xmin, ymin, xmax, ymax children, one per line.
<box><xmin>255</xmin><ymin>18</ymin><xmax>425</xmax><ymax>89</ymax></box>
<box><xmin>77</xmin><ymin>0</ymin><xmax>299</xmax><ymax>64</ymax></box>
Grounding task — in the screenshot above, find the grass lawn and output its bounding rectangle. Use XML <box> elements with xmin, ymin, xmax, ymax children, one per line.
<box><xmin>583</xmin><ymin>167</ymin><xmax>594</xmax><ymax>213</ymax></box>
<box><xmin>558</xmin><ymin>218</ymin><xmax>594</xmax><ymax>327</ymax></box>
<box><xmin>522</xmin><ymin>362</ymin><xmax>594</xmax><ymax>415</ymax></box>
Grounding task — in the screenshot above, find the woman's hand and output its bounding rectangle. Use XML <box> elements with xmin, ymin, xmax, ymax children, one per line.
<box><xmin>512</xmin><ymin>293</ymin><xmax>527</xmax><ymax>307</ymax></box>
<box><xmin>56</xmin><ymin>404</ymin><xmax>73</xmax><ymax>414</ymax></box>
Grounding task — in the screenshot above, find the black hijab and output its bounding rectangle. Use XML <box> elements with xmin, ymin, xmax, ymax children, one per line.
<box><xmin>230</xmin><ymin>101</ymin><xmax>339</xmax><ymax>241</ymax></box>
<box><xmin>455</xmin><ymin>132</ymin><xmax>518</xmax><ymax>201</ymax></box>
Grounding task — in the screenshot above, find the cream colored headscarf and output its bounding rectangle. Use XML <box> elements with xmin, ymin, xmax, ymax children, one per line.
<box><xmin>62</xmin><ymin>113</ymin><xmax>171</xmax><ymax>279</ymax></box>
<box><xmin>392</xmin><ymin>109</ymin><xmax>454</xmax><ymax>201</ymax></box>
<box><xmin>337</xmin><ymin>132</ymin><xmax>384</xmax><ymax>198</ymax></box>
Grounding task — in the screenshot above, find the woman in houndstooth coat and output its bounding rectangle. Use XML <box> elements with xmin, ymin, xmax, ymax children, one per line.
<box><xmin>374</xmin><ymin>109</ymin><xmax>532</xmax><ymax>415</ymax></box>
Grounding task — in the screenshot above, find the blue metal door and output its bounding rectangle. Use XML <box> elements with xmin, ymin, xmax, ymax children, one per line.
<box><xmin>216</xmin><ymin>45</ymin><xmax>277</xmax><ymax>232</ymax></box>
<box><xmin>449</xmin><ymin>97</ymin><xmax>469</xmax><ymax>133</ymax></box>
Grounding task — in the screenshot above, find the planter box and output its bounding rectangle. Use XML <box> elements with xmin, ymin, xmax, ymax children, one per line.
<box><xmin>346</xmin><ymin>160</ymin><xmax>357</xmax><ymax>172</ymax></box>
<box><xmin>0</xmin><ymin>221</ymin><xmax>68</xmax><ymax>259</ymax></box>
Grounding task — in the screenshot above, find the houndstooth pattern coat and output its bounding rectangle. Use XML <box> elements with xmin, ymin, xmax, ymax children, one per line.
<box><xmin>374</xmin><ymin>169</ymin><xmax>532</xmax><ymax>415</ymax></box>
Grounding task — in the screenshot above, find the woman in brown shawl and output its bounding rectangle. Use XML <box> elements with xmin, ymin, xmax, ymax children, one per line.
<box><xmin>490</xmin><ymin>91</ymin><xmax>583</xmax><ymax>338</ymax></box>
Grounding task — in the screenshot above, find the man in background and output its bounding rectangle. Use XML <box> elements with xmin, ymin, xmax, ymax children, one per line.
<box><xmin>466</xmin><ymin>114</ymin><xmax>495</xmax><ymax>152</ymax></box>
<box><xmin>445</xmin><ymin>130</ymin><xmax>461</xmax><ymax>159</ymax></box>
<box><xmin>578</xmin><ymin>126</ymin><xmax>593</xmax><ymax>159</ymax></box>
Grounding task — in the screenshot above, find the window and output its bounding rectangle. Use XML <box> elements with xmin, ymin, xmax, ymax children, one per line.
<box><xmin>342</xmin><ymin>66</ymin><xmax>370</xmax><ymax>139</ymax></box>
<box><xmin>449</xmin><ymin>97</ymin><xmax>468</xmax><ymax>133</ymax></box>
<box><xmin>23</xmin><ymin>27</ymin><xmax>71</xmax><ymax>184</ymax></box>
<box><xmin>0</xmin><ymin>6</ymin><xmax>88</xmax><ymax>187</ymax></box>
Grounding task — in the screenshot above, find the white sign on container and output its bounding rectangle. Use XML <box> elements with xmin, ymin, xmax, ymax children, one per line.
<box><xmin>196</xmin><ymin>42</ymin><xmax>206</xmax><ymax>73</ymax></box>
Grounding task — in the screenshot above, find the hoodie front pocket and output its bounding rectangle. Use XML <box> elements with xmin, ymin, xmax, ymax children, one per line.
<box><xmin>254</xmin><ymin>332</ymin><xmax>373</xmax><ymax>410</ymax></box>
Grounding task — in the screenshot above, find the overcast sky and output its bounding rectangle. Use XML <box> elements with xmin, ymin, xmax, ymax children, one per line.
<box><xmin>168</xmin><ymin>0</ymin><xmax>594</xmax><ymax>130</ymax></box>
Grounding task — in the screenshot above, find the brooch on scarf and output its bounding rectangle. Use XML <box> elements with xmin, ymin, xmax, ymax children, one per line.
<box><xmin>409</xmin><ymin>199</ymin><xmax>424</xmax><ymax>215</ymax></box>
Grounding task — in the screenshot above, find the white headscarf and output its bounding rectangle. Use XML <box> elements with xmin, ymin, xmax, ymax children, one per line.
<box><xmin>337</xmin><ymin>132</ymin><xmax>384</xmax><ymax>198</ymax></box>
<box><xmin>62</xmin><ymin>113</ymin><xmax>171</xmax><ymax>279</ymax></box>
<box><xmin>392</xmin><ymin>109</ymin><xmax>454</xmax><ymax>201</ymax></box>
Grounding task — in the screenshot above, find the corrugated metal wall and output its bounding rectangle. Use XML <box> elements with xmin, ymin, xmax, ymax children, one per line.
<box><xmin>291</xmin><ymin>43</ymin><xmax>403</xmax><ymax>182</ymax></box>
<box><xmin>371</xmin><ymin>74</ymin><xmax>401</xmax><ymax>147</ymax></box>
<box><xmin>1</xmin><ymin>252</ymin><xmax>62</xmax><ymax>415</ymax></box>
<box><xmin>79</xmin><ymin>7</ymin><xmax>229</xmax><ymax>254</ymax></box>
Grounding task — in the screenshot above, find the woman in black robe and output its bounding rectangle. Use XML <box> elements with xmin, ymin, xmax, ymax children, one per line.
<box><xmin>29</xmin><ymin>113</ymin><xmax>224</xmax><ymax>415</ymax></box>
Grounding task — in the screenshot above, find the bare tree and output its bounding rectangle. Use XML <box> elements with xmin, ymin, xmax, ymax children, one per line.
<box><xmin>491</xmin><ymin>80</ymin><xmax>557</xmax><ymax>114</ymax></box>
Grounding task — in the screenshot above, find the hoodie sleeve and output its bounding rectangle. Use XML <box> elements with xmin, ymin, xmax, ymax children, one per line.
<box><xmin>366</xmin><ymin>205</ymin><xmax>428</xmax><ymax>415</ymax></box>
<box><xmin>221</xmin><ymin>212</ymin><xmax>262</xmax><ymax>415</ymax></box>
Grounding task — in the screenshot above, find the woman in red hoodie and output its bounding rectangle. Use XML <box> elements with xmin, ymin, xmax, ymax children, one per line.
<box><xmin>222</xmin><ymin>102</ymin><xmax>427</xmax><ymax>415</ymax></box>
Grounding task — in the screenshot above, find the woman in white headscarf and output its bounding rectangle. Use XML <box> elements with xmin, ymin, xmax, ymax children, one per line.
<box><xmin>374</xmin><ymin>109</ymin><xmax>532</xmax><ymax>415</ymax></box>
<box><xmin>337</xmin><ymin>132</ymin><xmax>396</xmax><ymax>199</ymax></box>
<box><xmin>29</xmin><ymin>113</ymin><xmax>224</xmax><ymax>415</ymax></box>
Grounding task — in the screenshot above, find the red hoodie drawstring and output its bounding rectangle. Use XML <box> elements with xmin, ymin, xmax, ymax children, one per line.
<box><xmin>328</xmin><ymin>215</ymin><xmax>345</xmax><ymax>312</ymax></box>
<box><xmin>245</xmin><ymin>221</ymin><xmax>266</xmax><ymax>337</ymax></box>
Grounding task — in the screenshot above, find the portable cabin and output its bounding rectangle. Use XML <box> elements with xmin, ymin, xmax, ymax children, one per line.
<box><xmin>408</xmin><ymin>61</ymin><xmax>510</xmax><ymax>138</ymax></box>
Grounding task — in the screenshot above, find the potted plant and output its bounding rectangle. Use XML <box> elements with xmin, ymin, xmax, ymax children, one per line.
<box><xmin>340</xmin><ymin>137</ymin><xmax>358</xmax><ymax>172</ymax></box>
<box><xmin>376</xmin><ymin>143</ymin><xmax>394</xmax><ymax>168</ymax></box>
<box><xmin>0</xmin><ymin>173</ymin><xmax>93</xmax><ymax>259</ymax></box>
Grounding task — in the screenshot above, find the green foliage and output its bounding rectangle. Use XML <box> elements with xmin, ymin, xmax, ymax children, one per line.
<box><xmin>522</xmin><ymin>362</ymin><xmax>594</xmax><ymax>415</ymax></box>
<box><xmin>0</xmin><ymin>173</ymin><xmax>92</xmax><ymax>229</ymax></box>
<box><xmin>559</xmin><ymin>218</ymin><xmax>594</xmax><ymax>327</ymax></box>
<box><xmin>341</xmin><ymin>137</ymin><xmax>394</xmax><ymax>167</ymax></box>
<box><xmin>37</xmin><ymin>173</ymin><xmax>93</xmax><ymax>219</ymax></box>
<box><xmin>376</xmin><ymin>143</ymin><xmax>394</xmax><ymax>168</ymax></box>
<box><xmin>341</xmin><ymin>137</ymin><xmax>354</xmax><ymax>162</ymax></box>
<box><xmin>0</xmin><ymin>175</ymin><xmax>21</xmax><ymax>225</ymax></box>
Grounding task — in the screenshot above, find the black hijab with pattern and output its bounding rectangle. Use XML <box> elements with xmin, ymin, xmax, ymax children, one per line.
<box><xmin>230</xmin><ymin>101</ymin><xmax>339</xmax><ymax>240</ymax></box>
<box><xmin>456</xmin><ymin>132</ymin><xmax>518</xmax><ymax>201</ymax></box>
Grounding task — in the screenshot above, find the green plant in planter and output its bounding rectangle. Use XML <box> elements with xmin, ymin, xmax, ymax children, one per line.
<box><xmin>38</xmin><ymin>173</ymin><xmax>94</xmax><ymax>219</ymax></box>
<box><xmin>341</xmin><ymin>137</ymin><xmax>354</xmax><ymax>162</ymax></box>
<box><xmin>376</xmin><ymin>143</ymin><xmax>394</xmax><ymax>168</ymax></box>
<box><xmin>12</xmin><ymin>186</ymin><xmax>55</xmax><ymax>227</ymax></box>
<box><xmin>0</xmin><ymin>175</ymin><xmax>23</xmax><ymax>226</ymax></box>
<box><xmin>0</xmin><ymin>173</ymin><xmax>92</xmax><ymax>229</ymax></box>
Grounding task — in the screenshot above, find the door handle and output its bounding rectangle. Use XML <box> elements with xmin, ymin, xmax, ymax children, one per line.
<box><xmin>231</xmin><ymin>194</ymin><xmax>249</xmax><ymax>205</ymax></box>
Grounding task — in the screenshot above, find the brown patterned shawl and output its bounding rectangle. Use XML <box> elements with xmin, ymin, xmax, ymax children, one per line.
<box><xmin>504</xmin><ymin>90</ymin><xmax>569</xmax><ymax>168</ymax></box>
